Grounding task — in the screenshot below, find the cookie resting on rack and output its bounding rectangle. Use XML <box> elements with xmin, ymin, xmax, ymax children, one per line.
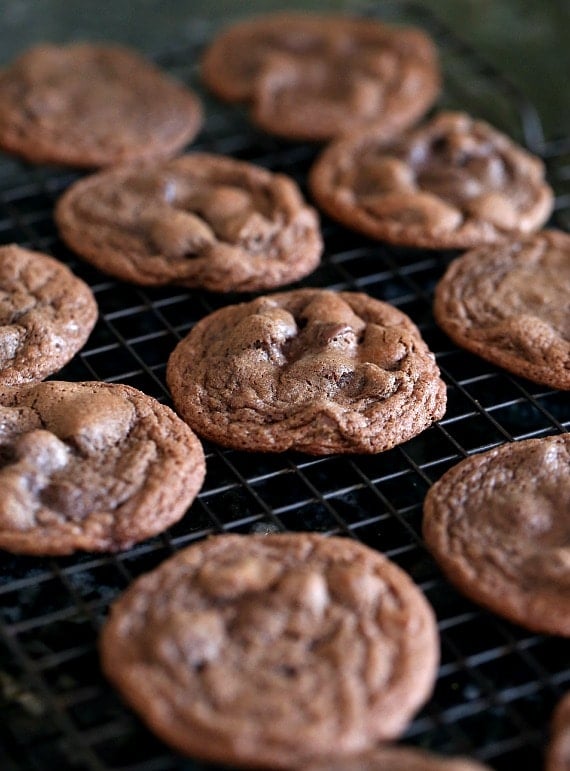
<box><xmin>0</xmin><ymin>244</ymin><xmax>97</xmax><ymax>386</ymax></box>
<box><xmin>434</xmin><ymin>230</ymin><xmax>570</xmax><ymax>390</ymax></box>
<box><xmin>0</xmin><ymin>43</ymin><xmax>202</xmax><ymax>167</ymax></box>
<box><xmin>546</xmin><ymin>692</ymin><xmax>570</xmax><ymax>771</ymax></box>
<box><xmin>100</xmin><ymin>533</ymin><xmax>439</xmax><ymax>769</ymax></box>
<box><xmin>309</xmin><ymin>111</ymin><xmax>553</xmax><ymax>249</ymax></box>
<box><xmin>166</xmin><ymin>288</ymin><xmax>447</xmax><ymax>454</ymax></box>
<box><xmin>55</xmin><ymin>153</ymin><xmax>322</xmax><ymax>292</ymax></box>
<box><xmin>423</xmin><ymin>434</ymin><xmax>570</xmax><ymax>636</ymax></box>
<box><xmin>0</xmin><ymin>381</ymin><xmax>205</xmax><ymax>555</ymax></box>
<box><xmin>201</xmin><ymin>12</ymin><xmax>440</xmax><ymax>142</ymax></box>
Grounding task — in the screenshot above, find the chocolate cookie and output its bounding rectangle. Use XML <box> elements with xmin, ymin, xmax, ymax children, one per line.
<box><xmin>0</xmin><ymin>244</ymin><xmax>97</xmax><ymax>386</ymax></box>
<box><xmin>434</xmin><ymin>230</ymin><xmax>570</xmax><ymax>390</ymax></box>
<box><xmin>0</xmin><ymin>43</ymin><xmax>202</xmax><ymax>167</ymax></box>
<box><xmin>546</xmin><ymin>692</ymin><xmax>570</xmax><ymax>771</ymax></box>
<box><xmin>423</xmin><ymin>434</ymin><xmax>570</xmax><ymax>636</ymax></box>
<box><xmin>302</xmin><ymin>745</ymin><xmax>491</xmax><ymax>770</ymax></box>
<box><xmin>100</xmin><ymin>533</ymin><xmax>439</xmax><ymax>768</ymax></box>
<box><xmin>55</xmin><ymin>153</ymin><xmax>322</xmax><ymax>291</ymax></box>
<box><xmin>166</xmin><ymin>288</ymin><xmax>447</xmax><ymax>454</ymax></box>
<box><xmin>201</xmin><ymin>13</ymin><xmax>440</xmax><ymax>142</ymax></box>
<box><xmin>0</xmin><ymin>381</ymin><xmax>205</xmax><ymax>555</ymax></box>
<box><xmin>309</xmin><ymin>112</ymin><xmax>553</xmax><ymax>248</ymax></box>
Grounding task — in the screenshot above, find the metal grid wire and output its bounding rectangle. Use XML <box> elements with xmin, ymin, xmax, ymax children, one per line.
<box><xmin>0</xmin><ymin>4</ymin><xmax>569</xmax><ymax>770</ymax></box>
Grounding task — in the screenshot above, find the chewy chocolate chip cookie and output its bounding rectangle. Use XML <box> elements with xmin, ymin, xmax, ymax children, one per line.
<box><xmin>0</xmin><ymin>244</ymin><xmax>97</xmax><ymax>386</ymax></box>
<box><xmin>55</xmin><ymin>153</ymin><xmax>322</xmax><ymax>291</ymax></box>
<box><xmin>0</xmin><ymin>381</ymin><xmax>205</xmax><ymax>555</ymax></box>
<box><xmin>201</xmin><ymin>13</ymin><xmax>440</xmax><ymax>142</ymax></box>
<box><xmin>423</xmin><ymin>434</ymin><xmax>570</xmax><ymax>636</ymax></box>
<box><xmin>546</xmin><ymin>692</ymin><xmax>570</xmax><ymax>771</ymax></box>
<box><xmin>434</xmin><ymin>230</ymin><xmax>570</xmax><ymax>390</ymax></box>
<box><xmin>166</xmin><ymin>288</ymin><xmax>447</xmax><ymax>454</ymax></box>
<box><xmin>309</xmin><ymin>112</ymin><xmax>553</xmax><ymax>248</ymax></box>
<box><xmin>302</xmin><ymin>745</ymin><xmax>491</xmax><ymax>771</ymax></box>
<box><xmin>100</xmin><ymin>533</ymin><xmax>439</xmax><ymax>768</ymax></box>
<box><xmin>0</xmin><ymin>43</ymin><xmax>202</xmax><ymax>167</ymax></box>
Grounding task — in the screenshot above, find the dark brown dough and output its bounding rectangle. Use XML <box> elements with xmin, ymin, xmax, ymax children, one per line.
<box><xmin>201</xmin><ymin>12</ymin><xmax>440</xmax><ymax>142</ymax></box>
<box><xmin>0</xmin><ymin>43</ymin><xmax>202</xmax><ymax>167</ymax></box>
<box><xmin>0</xmin><ymin>381</ymin><xmax>205</xmax><ymax>555</ymax></box>
<box><xmin>423</xmin><ymin>434</ymin><xmax>570</xmax><ymax>636</ymax></box>
<box><xmin>100</xmin><ymin>533</ymin><xmax>439</xmax><ymax>769</ymax></box>
<box><xmin>434</xmin><ymin>230</ymin><xmax>570</xmax><ymax>390</ymax></box>
<box><xmin>310</xmin><ymin>112</ymin><xmax>553</xmax><ymax>248</ymax></box>
<box><xmin>166</xmin><ymin>288</ymin><xmax>447</xmax><ymax>454</ymax></box>
<box><xmin>55</xmin><ymin>153</ymin><xmax>322</xmax><ymax>291</ymax></box>
<box><xmin>0</xmin><ymin>244</ymin><xmax>97</xmax><ymax>386</ymax></box>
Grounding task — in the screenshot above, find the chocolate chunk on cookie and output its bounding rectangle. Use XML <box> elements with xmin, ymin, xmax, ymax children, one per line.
<box><xmin>434</xmin><ymin>230</ymin><xmax>570</xmax><ymax>390</ymax></box>
<box><xmin>0</xmin><ymin>43</ymin><xmax>202</xmax><ymax>167</ymax></box>
<box><xmin>0</xmin><ymin>381</ymin><xmax>205</xmax><ymax>555</ymax></box>
<box><xmin>201</xmin><ymin>13</ymin><xmax>440</xmax><ymax>142</ymax></box>
<box><xmin>546</xmin><ymin>692</ymin><xmax>570</xmax><ymax>771</ymax></box>
<box><xmin>100</xmin><ymin>533</ymin><xmax>439</xmax><ymax>768</ymax></box>
<box><xmin>166</xmin><ymin>288</ymin><xmax>446</xmax><ymax>454</ymax></box>
<box><xmin>55</xmin><ymin>153</ymin><xmax>322</xmax><ymax>291</ymax></box>
<box><xmin>303</xmin><ymin>745</ymin><xmax>491</xmax><ymax>770</ymax></box>
<box><xmin>310</xmin><ymin>112</ymin><xmax>553</xmax><ymax>248</ymax></box>
<box><xmin>423</xmin><ymin>434</ymin><xmax>570</xmax><ymax>636</ymax></box>
<box><xmin>0</xmin><ymin>244</ymin><xmax>97</xmax><ymax>386</ymax></box>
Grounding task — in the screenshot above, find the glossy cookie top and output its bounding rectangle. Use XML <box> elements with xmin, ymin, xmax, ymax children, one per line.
<box><xmin>310</xmin><ymin>112</ymin><xmax>553</xmax><ymax>248</ymax></box>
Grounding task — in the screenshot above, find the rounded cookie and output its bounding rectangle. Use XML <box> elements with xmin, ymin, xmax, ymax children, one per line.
<box><xmin>423</xmin><ymin>434</ymin><xmax>570</xmax><ymax>636</ymax></box>
<box><xmin>434</xmin><ymin>230</ymin><xmax>570</xmax><ymax>390</ymax></box>
<box><xmin>100</xmin><ymin>533</ymin><xmax>439</xmax><ymax>769</ymax></box>
<box><xmin>0</xmin><ymin>43</ymin><xmax>202</xmax><ymax>167</ymax></box>
<box><xmin>166</xmin><ymin>288</ymin><xmax>447</xmax><ymax>454</ymax></box>
<box><xmin>302</xmin><ymin>745</ymin><xmax>491</xmax><ymax>770</ymax></box>
<box><xmin>201</xmin><ymin>13</ymin><xmax>440</xmax><ymax>142</ymax></box>
<box><xmin>55</xmin><ymin>153</ymin><xmax>322</xmax><ymax>292</ymax></box>
<box><xmin>0</xmin><ymin>381</ymin><xmax>205</xmax><ymax>555</ymax></box>
<box><xmin>0</xmin><ymin>244</ymin><xmax>97</xmax><ymax>386</ymax></box>
<box><xmin>309</xmin><ymin>111</ymin><xmax>553</xmax><ymax>248</ymax></box>
<box><xmin>546</xmin><ymin>692</ymin><xmax>570</xmax><ymax>771</ymax></box>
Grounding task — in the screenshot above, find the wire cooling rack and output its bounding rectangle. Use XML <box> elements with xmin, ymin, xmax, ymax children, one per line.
<box><xmin>0</xmin><ymin>4</ymin><xmax>568</xmax><ymax>770</ymax></box>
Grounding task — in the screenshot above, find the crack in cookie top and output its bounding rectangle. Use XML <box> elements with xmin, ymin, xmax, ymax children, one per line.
<box><xmin>0</xmin><ymin>43</ymin><xmax>203</xmax><ymax>167</ymax></box>
<box><xmin>0</xmin><ymin>244</ymin><xmax>97</xmax><ymax>386</ymax></box>
<box><xmin>434</xmin><ymin>230</ymin><xmax>570</xmax><ymax>390</ymax></box>
<box><xmin>309</xmin><ymin>112</ymin><xmax>553</xmax><ymax>248</ymax></box>
<box><xmin>100</xmin><ymin>533</ymin><xmax>439</xmax><ymax>768</ymax></box>
<box><xmin>0</xmin><ymin>381</ymin><xmax>205</xmax><ymax>555</ymax></box>
<box><xmin>55</xmin><ymin>154</ymin><xmax>322</xmax><ymax>292</ymax></box>
<box><xmin>166</xmin><ymin>289</ymin><xmax>447</xmax><ymax>454</ymax></box>
<box><xmin>201</xmin><ymin>13</ymin><xmax>440</xmax><ymax>142</ymax></box>
<box><xmin>423</xmin><ymin>434</ymin><xmax>570</xmax><ymax>636</ymax></box>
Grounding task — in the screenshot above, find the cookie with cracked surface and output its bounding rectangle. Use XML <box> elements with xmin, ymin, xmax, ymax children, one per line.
<box><xmin>166</xmin><ymin>288</ymin><xmax>447</xmax><ymax>454</ymax></box>
<box><xmin>0</xmin><ymin>43</ymin><xmax>202</xmax><ymax>167</ymax></box>
<box><xmin>55</xmin><ymin>153</ymin><xmax>322</xmax><ymax>292</ymax></box>
<box><xmin>309</xmin><ymin>111</ymin><xmax>553</xmax><ymax>248</ymax></box>
<box><xmin>201</xmin><ymin>13</ymin><xmax>440</xmax><ymax>142</ymax></box>
<box><xmin>0</xmin><ymin>381</ymin><xmax>205</xmax><ymax>555</ymax></box>
<box><xmin>0</xmin><ymin>244</ymin><xmax>97</xmax><ymax>386</ymax></box>
<box><xmin>434</xmin><ymin>230</ymin><xmax>570</xmax><ymax>390</ymax></box>
<box><xmin>423</xmin><ymin>434</ymin><xmax>570</xmax><ymax>636</ymax></box>
<box><xmin>546</xmin><ymin>692</ymin><xmax>570</xmax><ymax>771</ymax></box>
<box><xmin>100</xmin><ymin>533</ymin><xmax>439</xmax><ymax>768</ymax></box>
<box><xmin>302</xmin><ymin>745</ymin><xmax>491</xmax><ymax>770</ymax></box>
